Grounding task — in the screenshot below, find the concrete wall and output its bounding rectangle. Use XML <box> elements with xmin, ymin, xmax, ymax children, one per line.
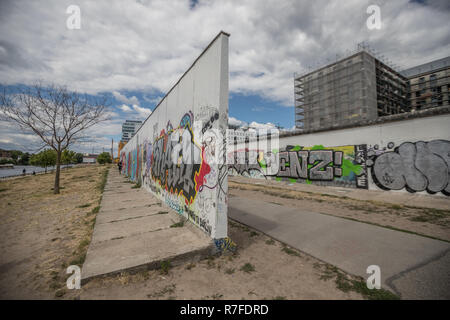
<box><xmin>229</xmin><ymin>114</ymin><xmax>450</xmax><ymax>197</ymax></box>
<box><xmin>121</xmin><ymin>32</ymin><xmax>229</xmax><ymax>240</ymax></box>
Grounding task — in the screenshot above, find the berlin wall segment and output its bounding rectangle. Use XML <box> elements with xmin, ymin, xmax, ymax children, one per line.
<box><xmin>120</xmin><ymin>32</ymin><xmax>235</xmax><ymax>252</ymax></box>
<box><xmin>228</xmin><ymin>114</ymin><xmax>450</xmax><ymax>197</ymax></box>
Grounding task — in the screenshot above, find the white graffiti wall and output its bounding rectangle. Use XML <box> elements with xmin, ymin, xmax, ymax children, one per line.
<box><xmin>121</xmin><ymin>32</ymin><xmax>229</xmax><ymax>239</ymax></box>
<box><xmin>230</xmin><ymin>113</ymin><xmax>450</xmax><ymax>197</ymax></box>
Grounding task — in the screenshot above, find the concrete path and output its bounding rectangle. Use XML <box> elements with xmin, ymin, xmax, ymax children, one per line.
<box><xmin>81</xmin><ymin>168</ymin><xmax>214</xmax><ymax>283</ymax></box>
<box><xmin>229</xmin><ymin>195</ymin><xmax>450</xmax><ymax>299</ymax></box>
<box><xmin>230</xmin><ymin>176</ymin><xmax>450</xmax><ymax>211</ymax></box>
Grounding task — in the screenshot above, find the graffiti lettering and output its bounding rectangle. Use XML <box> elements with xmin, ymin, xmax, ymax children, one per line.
<box><xmin>229</xmin><ymin>144</ymin><xmax>367</xmax><ymax>189</ymax></box>
<box><xmin>371</xmin><ymin>140</ymin><xmax>450</xmax><ymax>195</ymax></box>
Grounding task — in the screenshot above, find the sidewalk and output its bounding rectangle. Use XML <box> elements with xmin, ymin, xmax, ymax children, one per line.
<box><xmin>229</xmin><ymin>195</ymin><xmax>450</xmax><ymax>299</ymax></box>
<box><xmin>81</xmin><ymin>168</ymin><xmax>214</xmax><ymax>283</ymax></box>
<box><xmin>230</xmin><ymin>176</ymin><xmax>450</xmax><ymax>210</ymax></box>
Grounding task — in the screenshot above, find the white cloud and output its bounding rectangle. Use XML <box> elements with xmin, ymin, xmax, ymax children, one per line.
<box><xmin>119</xmin><ymin>104</ymin><xmax>132</xmax><ymax>112</ymax></box>
<box><xmin>229</xmin><ymin>116</ymin><xmax>247</xmax><ymax>127</ymax></box>
<box><xmin>118</xmin><ymin>103</ymin><xmax>151</xmax><ymax>119</ymax></box>
<box><xmin>113</xmin><ymin>91</ymin><xmax>140</xmax><ymax>106</ymax></box>
<box><xmin>248</xmin><ymin>121</ymin><xmax>276</xmax><ymax>130</ymax></box>
<box><xmin>228</xmin><ymin>116</ymin><xmax>277</xmax><ymax>131</ymax></box>
<box><xmin>132</xmin><ymin>104</ymin><xmax>152</xmax><ymax>117</ymax></box>
<box><xmin>0</xmin><ymin>0</ymin><xmax>448</xmax><ymax>108</ymax></box>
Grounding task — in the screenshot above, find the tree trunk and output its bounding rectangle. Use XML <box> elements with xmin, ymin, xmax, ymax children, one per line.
<box><xmin>54</xmin><ymin>149</ymin><xmax>61</xmax><ymax>194</ymax></box>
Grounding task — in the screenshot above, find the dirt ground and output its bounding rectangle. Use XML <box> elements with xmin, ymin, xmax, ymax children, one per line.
<box><xmin>0</xmin><ymin>165</ymin><xmax>108</xmax><ymax>299</ymax></box>
<box><xmin>228</xmin><ymin>180</ymin><xmax>450</xmax><ymax>242</ymax></box>
<box><xmin>79</xmin><ymin>218</ymin><xmax>385</xmax><ymax>300</ymax></box>
<box><xmin>0</xmin><ymin>165</ymin><xmax>397</xmax><ymax>300</ymax></box>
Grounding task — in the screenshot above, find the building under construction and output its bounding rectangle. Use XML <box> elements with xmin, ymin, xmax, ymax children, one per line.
<box><xmin>294</xmin><ymin>47</ymin><xmax>409</xmax><ymax>130</ymax></box>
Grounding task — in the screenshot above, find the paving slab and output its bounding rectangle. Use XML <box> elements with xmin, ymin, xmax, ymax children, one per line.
<box><xmin>229</xmin><ymin>195</ymin><xmax>450</xmax><ymax>299</ymax></box>
<box><xmin>81</xmin><ymin>168</ymin><xmax>214</xmax><ymax>283</ymax></box>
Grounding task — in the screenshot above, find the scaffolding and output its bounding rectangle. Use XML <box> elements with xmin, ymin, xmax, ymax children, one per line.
<box><xmin>294</xmin><ymin>44</ymin><xmax>409</xmax><ymax>131</ymax></box>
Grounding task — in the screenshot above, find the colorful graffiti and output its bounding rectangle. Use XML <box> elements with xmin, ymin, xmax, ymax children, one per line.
<box><xmin>229</xmin><ymin>144</ymin><xmax>367</xmax><ymax>189</ymax></box>
<box><xmin>230</xmin><ymin>139</ymin><xmax>450</xmax><ymax>197</ymax></box>
<box><xmin>150</xmin><ymin>112</ymin><xmax>210</xmax><ymax>204</ymax></box>
<box><xmin>121</xmin><ymin>110</ymin><xmax>226</xmax><ymax>237</ymax></box>
<box><xmin>214</xmin><ymin>237</ymin><xmax>237</xmax><ymax>253</ymax></box>
<box><xmin>369</xmin><ymin>140</ymin><xmax>450</xmax><ymax>196</ymax></box>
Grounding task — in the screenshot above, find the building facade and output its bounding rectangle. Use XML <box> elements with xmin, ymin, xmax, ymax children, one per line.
<box><xmin>82</xmin><ymin>154</ymin><xmax>98</xmax><ymax>164</ymax></box>
<box><xmin>121</xmin><ymin>120</ymin><xmax>142</xmax><ymax>143</ymax></box>
<box><xmin>401</xmin><ymin>56</ymin><xmax>450</xmax><ymax>111</ymax></box>
<box><xmin>295</xmin><ymin>50</ymin><xmax>409</xmax><ymax>131</ymax></box>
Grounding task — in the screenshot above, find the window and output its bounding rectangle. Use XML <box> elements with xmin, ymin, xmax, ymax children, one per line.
<box><xmin>419</xmin><ymin>77</ymin><xmax>426</xmax><ymax>90</ymax></box>
<box><xmin>430</xmin><ymin>74</ymin><xmax>437</xmax><ymax>87</ymax></box>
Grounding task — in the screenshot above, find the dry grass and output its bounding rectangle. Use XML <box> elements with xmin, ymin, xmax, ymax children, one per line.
<box><xmin>0</xmin><ymin>164</ymin><xmax>110</xmax><ymax>299</ymax></box>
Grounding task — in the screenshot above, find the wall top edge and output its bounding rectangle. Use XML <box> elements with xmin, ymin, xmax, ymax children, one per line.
<box><xmin>284</xmin><ymin>106</ymin><xmax>450</xmax><ymax>139</ymax></box>
<box><xmin>125</xmin><ymin>31</ymin><xmax>230</xmax><ymax>143</ymax></box>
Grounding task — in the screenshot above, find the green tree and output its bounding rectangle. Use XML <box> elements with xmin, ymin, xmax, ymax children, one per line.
<box><xmin>19</xmin><ymin>152</ymin><xmax>30</xmax><ymax>165</ymax></box>
<box><xmin>97</xmin><ymin>152</ymin><xmax>112</xmax><ymax>165</ymax></box>
<box><xmin>30</xmin><ymin>149</ymin><xmax>57</xmax><ymax>173</ymax></box>
<box><xmin>75</xmin><ymin>153</ymin><xmax>83</xmax><ymax>164</ymax></box>
<box><xmin>10</xmin><ymin>150</ymin><xmax>23</xmax><ymax>164</ymax></box>
<box><xmin>61</xmin><ymin>149</ymin><xmax>76</xmax><ymax>169</ymax></box>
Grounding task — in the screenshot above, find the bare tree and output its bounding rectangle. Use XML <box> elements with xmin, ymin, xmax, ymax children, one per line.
<box><xmin>0</xmin><ymin>82</ymin><xmax>110</xmax><ymax>194</ymax></box>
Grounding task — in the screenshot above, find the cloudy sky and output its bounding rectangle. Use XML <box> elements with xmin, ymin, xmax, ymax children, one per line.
<box><xmin>0</xmin><ymin>0</ymin><xmax>449</xmax><ymax>154</ymax></box>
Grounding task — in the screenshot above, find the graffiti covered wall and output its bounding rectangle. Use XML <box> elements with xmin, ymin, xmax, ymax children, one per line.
<box><xmin>229</xmin><ymin>114</ymin><xmax>450</xmax><ymax>197</ymax></box>
<box><xmin>228</xmin><ymin>144</ymin><xmax>368</xmax><ymax>189</ymax></box>
<box><xmin>121</xmin><ymin>32</ymin><xmax>229</xmax><ymax>239</ymax></box>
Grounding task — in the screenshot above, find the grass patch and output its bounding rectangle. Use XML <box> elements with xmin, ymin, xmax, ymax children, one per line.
<box><xmin>316</xmin><ymin>263</ymin><xmax>399</xmax><ymax>300</ymax></box>
<box><xmin>148</xmin><ymin>284</ymin><xmax>176</xmax><ymax>298</ymax></box>
<box><xmin>69</xmin><ymin>253</ymin><xmax>86</xmax><ymax>267</ymax></box>
<box><xmin>131</xmin><ymin>182</ymin><xmax>141</xmax><ymax>189</ymax></box>
<box><xmin>54</xmin><ymin>289</ymin><xmax>65</xmax><ymax>298</ymax></box>
<box><xmin>73</xmin><ymin>175</ymin><xmax>88</xmax><ymax>180</ymax></box>
<box><xmin>250</xmin><ymin>231</ymin><xmax>259</xmax><ymax>237</ymax></box>
<box><xmin>281</xmin><ymin>246</ymin><xmax>301</xmax><ymax>257</ymax></box>
<box><xmin>170</xmin><ymin>220</ymin><xmax>185</xmax><ymax>228</ymax></box>
<box><xmin>78</xmin><ymin>238</ymin><xmax>90</xmax><ymax>251</ymax></box>
<box><xmin>97</xmin><ymin>168</ymin><xmax>109</xmax><ymax>192</ymax></box>
<box><xmin>77</xmin><ymin>203</ymin><xmax>91</xmax><ymax>208</ymax></box>
<box><xmin>211</xmin><ymin>293</ymin><xmax>223</xmax><ymax>299</ymax></box>
<box><xmin>409</xmin><ymin>208</ymin><xmax>449</xmax><ymax>225</ymax></box>
<box><xmin>185</xmin><ymin>263</ymin><xmax>196</xmax><ymax>270</ymax></box>
<box><xmin>206</xmin><ymin>256</ymin><xmax>216</xmax><ymax>269</ymax></box>
<box><xmin>265</xmin><ymin>239</ymin><xmax>275</xmax><ymax>245</ymax></box>
<box><xmin>89</xmin><ymin>206</ymin><xmax>100</xmax><ymax>215</ymax></box>
<box><xmin>225</xmin><ymin>268</ymin><xmax>235</xmax><ymax>275</ymax></box>
<box><xmin>160</xmin><ymin>260</ymin><xmax>171</xmax><ymax>275</ymax></box>
<box><xmin>240</xmin><ymin>263</ymin><xmax>255</xmax><ymax>273</ymax></box>
<box><xmin>229</xmin><ymin>220</ymin><xmax>250</xmax><ymax>232</ymax></box>
<box><xmin>273</xmin><ymin>296</ymin><xmax>286</xmax><ymax>300</ymax></box>
<box><xmin>0</xmin><ymin>188</ymin><xmax>8</xmax><ymax>192</ymax></box>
